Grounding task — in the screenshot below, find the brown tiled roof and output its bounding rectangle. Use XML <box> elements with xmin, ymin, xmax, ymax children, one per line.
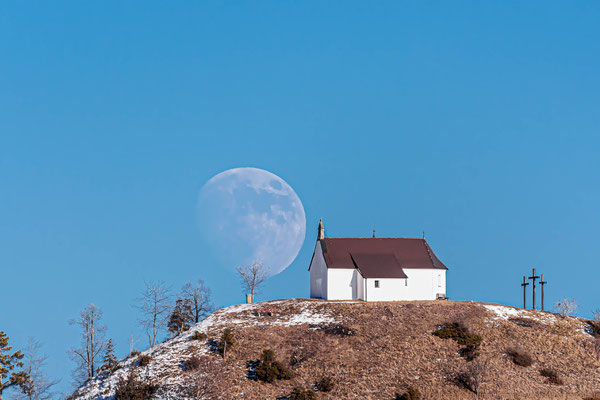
<box><xmin>350</xmin><ymin>253</ymin><xmax>409</xmax><ymax>279</ymax></box>
<box><xmin>320</xmin><ymin>237</ymin><xmax>448</xmax><ymax>271</ymax></box>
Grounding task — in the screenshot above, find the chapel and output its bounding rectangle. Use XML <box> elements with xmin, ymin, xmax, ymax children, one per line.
<box><xmin>309</xmin><ymin>220</ymin><xmax>448</xmax><ymax>301</ymax></box>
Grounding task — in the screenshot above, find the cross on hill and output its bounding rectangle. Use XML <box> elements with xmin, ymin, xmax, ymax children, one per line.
<box><xmin>520</xmin><ymin>268</ymin><xmax>548</xmax><ymax>311</ymax></box>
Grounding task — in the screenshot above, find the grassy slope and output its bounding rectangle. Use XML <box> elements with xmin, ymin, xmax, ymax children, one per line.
<box><xmin>73</xmin><ymin>299</ymin><xmax>600</xmax><ymax>400</ymax></box>
<box><xmin>214</xmin><ymin>300</ymin><xmax>599</xmax><ymax>400</ymax></box>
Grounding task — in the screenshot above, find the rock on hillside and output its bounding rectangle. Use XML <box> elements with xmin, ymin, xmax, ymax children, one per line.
<box><xmin>69</xmin><ymin>299</ymin><xmax>600</xmax><ymax>400</ymax></box>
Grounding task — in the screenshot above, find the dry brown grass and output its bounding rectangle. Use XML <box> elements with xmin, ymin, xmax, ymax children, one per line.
<box><xmin>178</xmin><ymin>300</ymin><xmax>600</xmax><ymax>400</ymax></box>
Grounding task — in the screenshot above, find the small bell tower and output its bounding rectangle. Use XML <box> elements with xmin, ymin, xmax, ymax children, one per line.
<box><xmin>317</xmin><ymin>219</ymin><xmax>325</xmax><ymax>240</ymax></box>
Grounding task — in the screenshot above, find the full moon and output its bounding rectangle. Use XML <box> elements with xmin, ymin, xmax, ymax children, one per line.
<box><xmin>197</xmin><ymin>168</ymin><xmax>306</xmax><ymax>275</ymax></box>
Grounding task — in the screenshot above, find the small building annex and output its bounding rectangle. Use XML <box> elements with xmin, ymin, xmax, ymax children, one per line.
<box><xmin>309</xmin><ymin>220</ymin><xmax>448</xmax><ymax>301</ymax></box>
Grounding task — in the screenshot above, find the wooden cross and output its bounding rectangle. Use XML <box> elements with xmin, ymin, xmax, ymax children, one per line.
<box><xmin>528</xmin><ymin>268</ymin><xmax>540</xmax><ymax>310</ymax></box>
<box><xmin>520</xmin><ymin>276</ymin><xmax>529</xmax><ymax>309</ymax></box>
<box><xmin>539</xmin><ymin>274</ymin><xmax>547</xmax><ymax>311</ymax></box>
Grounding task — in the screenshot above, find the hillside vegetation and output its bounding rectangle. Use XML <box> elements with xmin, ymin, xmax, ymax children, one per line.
<box><xmin>70</xmin><ymin>299</ymin><xmax>600</xmax><ymax>400</ymax></box>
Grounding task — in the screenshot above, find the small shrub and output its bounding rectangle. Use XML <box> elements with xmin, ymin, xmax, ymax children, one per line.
<box><xmin>114</xmin><ymin>370</ymin><xmax>157</xmax><ymax>400</ymax></box>
<box><xmin>191</xmin><ymin>331</ymin><xmax>207</xmax><ymax>341</ymax></box>
<box><xmin>136</xmin><ymin>355</ymin><xmax>152</xmax><ymax>367</ymax></box>
<box><xmin>254</xmin><ymin>349</ymin><xmax>293</xmax><ymax>383</ymax></box>
<box><xmin>460</xmin><ymin>344</ymin><xmax>479</xmax><ymax>362</ymax></box>
<box><xmin>129</xmin><ymin>350</ymin><xmax>140</xmax><ymax>357</ymax></box>
<box><xmin>312</xmin><ymin>323</ymin><xmax>355</xmax><ymax>336</ymax></box>
<box><xmin>455</xmin><ymin>371</ymin><xmax>476</xmax><ymax>394</ymax></box>
<box><xmin>395</xmin><ymin>386</ymin><xmax>422</xmax><ymax>400</ymax></box>
<box><xmin>289</xmin><ymin>386</ymin><xmax>316</xmax><ymax>400</ymax></box>
<box><xmin>454</xmin><ymin>358</ymin><xmax>490</xmax><ymax>394</ymax></box>
<box><xmin>180</xmin><ymin>355</ymin><xmax>226</xmax><ymax>398</ymax></box>
<box><xmin>506</xmin><ymin>347</ymin><xmax>533</xmax><ymax>367</ymax></box>
<box><xmin>587</xmin><ymin>321</ymin><xmax>600</xmax><ymax>337</ymax></box>
<box><xmin>583</xmin><ymin>394</ymin><xmax>600</xmax><ymax>400</ymax></box>
<box><xmin>433</xmin><ymin>322</ymin><xmax>482</xmax><ymax>361</ymax></box>
<box><xmin>254</xmin><ymin>308</ymin><xmax>275</xmax><ymax>317</ymax></box>
<box><xmin>555</xmin><ymin>298</ymin><xmax>577</xmax><ymax>317</ymax></box>
<box><xmin>217</xmin><ymin>327</ymin><xmax>235</xmax><ymax>357</ymax></box>
<box><xmin>433</xmin><ymin>322</ymin><xmax>482</xmax><ymax>347</ymax></box>
<box><xmin>540</xmin><ymin>368</ymin><xmax>563</xmax><ymax>385</ymax></box>
<box><xmin>315</xmin><ymin>376</ymin><xmax>334</xmax><ymax>392</ymax></box>
<box><xmin>289</xmin><ymin>347</ymin><xmax>316</xmax><ymax>367</ymax></box>
<box><xmin>183</xmin><ymin>355</ymin><xmax>201</xmax><ymax>371</ymax></box>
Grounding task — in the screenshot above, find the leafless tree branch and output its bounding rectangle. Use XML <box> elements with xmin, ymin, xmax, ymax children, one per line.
<box><xmin>68</xmin><ymin>304</ymin><xmax>106</xmax><ymax>384</ymax></box>
<box><xmin>555</xmin><ymin>298</ymin><xmax>577</xmax><ymax>317</ymax></box>
<box><xmin>13</xmin><ymin>339</ymin><xmax>59</xmax><ymax>400</ymax></box>
<box><xmin>236</xmin><ymin>261</ymin><xmax>269</xmax><ymax>302</ymax></box>
<box><xmin>180</xmin><ymin>279</ymin><xmax>214</xmax><ymax>323</ymax></box>
<box><xmin>134</xmin><ymin>281</ymin><xmax>172</xmax><ymax>348</ymax></box>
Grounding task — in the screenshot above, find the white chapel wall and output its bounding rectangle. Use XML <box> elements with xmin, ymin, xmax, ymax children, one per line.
<box><xmin>309</xmin><ymin>243</ymin><xmax>328</xmax><ymax>299</ymax></box>
<box><xmin>364</xmin><ymin>278</ymin><xmax>407</xmax><ymax>301</ymax></box>
<box><xmin>402</xmin><ymin>269</ymin><xmax>446</xmax><ymax>300</ymax></box>
<box><xmin>363</xmin><ymin>269</ymin><xmax>447</xmax><ymax>301</ymax></box>
<box><xmin>326</xmin><ymin>268</ymin><xmax>355</xmax><ymax>300</ymax></box>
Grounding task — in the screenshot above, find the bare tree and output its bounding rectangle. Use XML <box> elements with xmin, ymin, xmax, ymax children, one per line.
<box><xmin>555</xmin><ymin>298</ymin><xmax>578</xmax><ymax>317</ymax></box>
<box><xmin>236</xmin><ymin>261</ymin><xmax>269</xmax><ymax>303</ymax></box>
<box><xmin>180</xmin><ymin>280</ymin><xmax>214</xmax><ymax>323</ymax></box>
<box><xmin>68</xmin><ymin>304</ymin><xmax>106</xmax><ymax>383</ymax></box>
<box><xmin>128</xmin><ymin>334</ymin><xmax>138</xmax><ymax>356</ymax></box>
<box><xmin>594</xmin><ymin>309</ymin><xmax>600</xmax><ymax>322</ymax></box>
<box><xmin>135</xmin><ymin>281</ymin><xmax>171</xmax><ymax>348</ymax></box>
<box><xmin>14</xmin><ymin>339</ymin><xmax>58</xmax><ymax>400</ymax></box>
<box><xmin>456</xmin><ymin>357</ymin><xmax>490</xmax><ymax>398</ymax></box>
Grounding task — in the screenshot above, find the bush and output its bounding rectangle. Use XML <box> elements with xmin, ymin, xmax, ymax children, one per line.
<box><xmin>289</xmin><ymin>387</ymin><xmax>316</xmax><ymax>400</ymax></box>
<box><xmin>191</xmin><ymin>331</ymin><xmax>207</xmax><ymax>341</ymax></box>
<box><xmin>180</xmin><ymin>355</ymin><xmax>226</xmax><ymax>398</ymax></box>
<box><xmin>114</xmin><ymin>371</ymin><xmax>157</xmax><ymax>400</ymax></box>
<box><xmin>395</xmin><ymin>386</ymin><xmax>422</xmax><ymax>400</ymax></box>
<box><xmin>587</xmin><ymin>321</ymin><xmax>600</xmax><ymax>338</ymax></box>
<box><xmin>183</xmin><ymin>355</ymin><xmax>201</xmax><ymax>371</ymax></box>
<box><xmin>312</xmin><ymin>323</ymin><xmax>355</xmax><ymax>336</ymax></box>
<box><xmin>136</xmin><ymin>355</ymin><xmax>152</xmax><ymax>367</ymax></box>
<box><xmin>433</xmin><ymin>322</ymin><xmax>482</xmax><ymax>347</ymax></box>
<box><xmin>540</xmin><ymin>368</ymin><xmax>563</xmax><ymax>385</ymax></box>
<box><xmin>433</xmin><ymin>322</ymin><xmax>482</xmax><ymax>361</ymax></box>
<box><xmin>555</xmin><ymin>298</ymin><xmax>577</xmax><ymax>317</ymax></box>
<box><xmin>506</xmin><ymin>347</ymin><xmax>533</xmax><ymax>367</ymax></box>
<box><xmin>217</xmin><ymin>328</ymin><xmax>235</xmax><ymax>356</ymax></box>
<box><xmin>315</xmin><ymin>376</ymin><xmax>334</xmax><ymax>392</ymax></box>
<box><xmin>254</xmin><ymin>349</ymin><xmax>293</xmax><ymax>383</ymax></box>
<box><xmin>583</xmin><ymin>394</ymin><xmax>600</xmax><ymax>400</ymax></box>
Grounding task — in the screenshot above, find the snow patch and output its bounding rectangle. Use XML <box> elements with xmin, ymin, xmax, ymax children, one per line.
<box><xmin>483</xmin><ymin>305</ymin><xmax>524</xmax><ymax>320</ymax></box>
<box><xmin>483</xmin><ymin>304</ymin><xmax>558</xmax><ymax>325</ymax></box>
<box><xmin>69</xmin><ymin>299</ymin><xmax>337</xmax><ymax>400</ymax></box>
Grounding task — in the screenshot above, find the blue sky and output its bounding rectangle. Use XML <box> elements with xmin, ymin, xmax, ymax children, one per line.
<box><xmin>1</xmin><ymin>1</ymin><xmax>599</xmax><ymax>395</ymax></box>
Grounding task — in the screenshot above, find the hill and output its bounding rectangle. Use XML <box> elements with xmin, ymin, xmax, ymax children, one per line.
<box><xmin>69</xmin><ymin>299</ymin><xmax>600</xmax><ymax>400</ymax></box>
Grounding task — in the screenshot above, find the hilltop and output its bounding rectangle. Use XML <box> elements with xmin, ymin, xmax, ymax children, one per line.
<box><xmin>69</xmin><ymin>299</ymin><xmax>600</xmax><ymax>400</ymax></box>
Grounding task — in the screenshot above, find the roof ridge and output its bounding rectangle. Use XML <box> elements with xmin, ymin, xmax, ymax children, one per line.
<box><xmin>422</xmin><ymin>240</ymin><xmax>436</xmax><ymax>269</ymax></box>
<box><xmin>324</xmin><ymin>237</ymin><xmax>424</xmax><ymax>240</ymax></box>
